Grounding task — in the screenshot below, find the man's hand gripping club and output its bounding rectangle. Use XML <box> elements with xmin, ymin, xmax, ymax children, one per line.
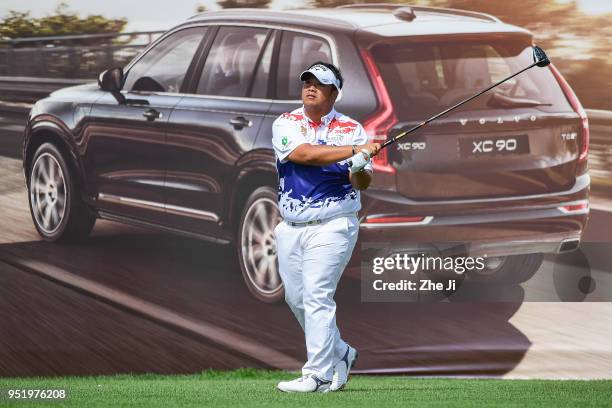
<box><xmin>349</xmin><ymin>143</ymin><xmax>380</xmax><ymax>173</ymax></box>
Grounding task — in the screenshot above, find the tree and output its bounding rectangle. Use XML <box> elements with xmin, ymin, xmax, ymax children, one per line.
<box><xmin>0</xmin><ymin>2</ymin><xmax>127</xmax><ymax>43</ymax></box>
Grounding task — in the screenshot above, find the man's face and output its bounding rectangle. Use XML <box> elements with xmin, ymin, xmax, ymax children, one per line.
<box><xmin>301</xmin><ymin>75</ymin><xmax>337</xmax><ymax>110</ymax></box>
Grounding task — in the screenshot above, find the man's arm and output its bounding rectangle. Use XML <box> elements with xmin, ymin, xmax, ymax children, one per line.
<box><xmin>289</xmin><ymin>144</ymin><xmax>374</xmax><ymax>189</ymax></box>
<box><xmin>349</xmin><ymin>168</ymin><xmax>373</xmax><ymax>190</ymax></box>
<box><xmin>287</xmin><ymin>144</ymin><xmax>352</xmax><ymax>166</ymax></box>
<box><xmin>287</xmin><ymin>143</ymin><xmax>380</xmax><ymax>166</ymax></box>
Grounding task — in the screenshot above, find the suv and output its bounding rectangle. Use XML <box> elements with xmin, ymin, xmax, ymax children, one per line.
<box><xmin>22</xmin><ymin>5</ymin><xmax>590</xmax><ymax>302</ymax></box>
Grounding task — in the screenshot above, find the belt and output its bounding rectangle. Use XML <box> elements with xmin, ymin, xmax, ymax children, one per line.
<box><xmin>285</xmin><ymin>212</ymin><xmax>357</xmax><ymax>227</ymax></box>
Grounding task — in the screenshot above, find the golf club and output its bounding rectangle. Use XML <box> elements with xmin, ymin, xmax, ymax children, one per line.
<box><xmin>351</xmin><ymin>45</ymin><xmax>550</xmax><ymax>165</ymax></box>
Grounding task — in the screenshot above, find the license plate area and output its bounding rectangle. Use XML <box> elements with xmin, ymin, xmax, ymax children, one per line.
<box><xmin>459</xmin><ymin>134</ymin><xmax>529</xmax><ymax>158</ymax></box>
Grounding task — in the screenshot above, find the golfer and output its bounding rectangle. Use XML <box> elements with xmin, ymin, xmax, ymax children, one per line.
<box><xmin>272</xmin><ymin>61</ymin><xmax>380</xmax><ymax>393</ymax></box>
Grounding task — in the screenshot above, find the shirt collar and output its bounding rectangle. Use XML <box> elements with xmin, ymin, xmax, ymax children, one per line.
<box><xmin>300</xmin><ymin>106</ymin><xmax>337</xmax><ymax>127</ymax></box>
<box><xmin>321</xmin><ymin>107</ymin><xmax>337</xmax><ymax>126</ymax></box>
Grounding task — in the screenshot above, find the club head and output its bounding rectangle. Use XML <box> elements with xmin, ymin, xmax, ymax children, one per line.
<box><xmin>533</xmin><ymin>46</ymin><xmax>550</xmax><ymax>67</ymax></box>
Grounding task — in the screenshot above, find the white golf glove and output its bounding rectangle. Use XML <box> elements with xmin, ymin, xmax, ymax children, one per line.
<box><xmin>349</xmin><ymin>149</ymin><xmax>371</xmax><ymax>174</ymax></box>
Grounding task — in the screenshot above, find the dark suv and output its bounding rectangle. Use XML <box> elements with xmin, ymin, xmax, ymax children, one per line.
<box><xmin>22</xmin><ymin>5</ymin><xmax>590</xmax><ymax>302</ymax></box>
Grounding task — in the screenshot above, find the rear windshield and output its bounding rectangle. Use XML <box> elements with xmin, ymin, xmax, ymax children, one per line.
<box><xmin>371</xmin><ymin>38</ymin><xmax>572</xmax><ymax>120</ymax></box>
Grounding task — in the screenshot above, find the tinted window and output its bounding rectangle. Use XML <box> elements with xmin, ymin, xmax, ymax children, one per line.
<box><xmin>197</xmin><ymin>26</ymin><xmax>268</xmax><ymax>97</ymax></box>
<box><xmin>372</xmin><ymin>38</ymin><xmax>572</xmax><ymax>120</ymax></box>
<box><xmin>250</xmin><ymin>32</ymin><xmax>275</xmax><ymax>99</ymax></box>
<box><xmin>277</xmin><ymin>31</ymin><xmax>332</xmax><ymax>100</ymax></box>
<box><xmin>124</xmin><ymin>27</ymin><xmax>205</xmax><ymax>93</ymax></box>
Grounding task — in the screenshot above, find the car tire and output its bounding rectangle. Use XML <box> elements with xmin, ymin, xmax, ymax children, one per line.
<box><xmin>236</xmin><ymin>186</ymin><xmax>284</xmax><ymax>303</ymax></box>
<box><xmin>27</xmin><ymin>142</ymin><xmax>96</xmax><ymax>242</ymax></box>
<box><xmin>468</xmin><ymin>253</ymin><xmax>544</xmax><ymax>284</ymax></box>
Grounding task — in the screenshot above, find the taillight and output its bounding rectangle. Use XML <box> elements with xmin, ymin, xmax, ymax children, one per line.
<box><xmin>549</xmin><ymin>64</ymin><xmax>589</xmax><ymax>163</ymax></box>
<box><xmin>360</xmin><ymin>48</ymin><xmax>397</xmax><ymax>174</ymax></box>
<box><xmin>558</xmin><ymin>200</ymin><xmax>589</xmax><ymax>215</ymax></box>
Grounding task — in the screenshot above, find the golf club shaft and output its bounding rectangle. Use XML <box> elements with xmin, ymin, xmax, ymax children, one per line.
<box><xmin>379</xmin><ymin>60</ymin><xmax>540</xmax><ymax>150</ymax></box>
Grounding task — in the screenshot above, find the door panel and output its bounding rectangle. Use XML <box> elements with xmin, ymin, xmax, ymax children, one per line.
<box><xmin>85</xmin><ymin>26</ymin><xmax>207</xmax><ymax>223</ymax></box>
<box><xmin>86</xmin><ymin>94</ymin><xmax>180</xmax><ymax>223</ymax></box>
<box><xmin>164</xmin><ymin>26</ymin><xmax>273</xmax><ymax>235</ymax></box>
<box><xmin>165</xmin><ymin>97</ymin><xmax>270</xmax><ymax>234</ymax></box>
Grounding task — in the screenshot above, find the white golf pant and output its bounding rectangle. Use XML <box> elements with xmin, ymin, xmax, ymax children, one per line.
<box><xmin>274</xmin><ymin>214</ymin><xmax>359</xmax><ymax>381</ymax></box>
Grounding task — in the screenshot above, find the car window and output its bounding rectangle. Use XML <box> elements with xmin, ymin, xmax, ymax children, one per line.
<box><xmin>124</xmin><ymin>27</ymin><xmax>206</xmax><ymax>93</ymax></box>
<box><xmin>277</xmin><ymin>31</ymin><xmax>332</xmax><ymax>100</ymax></box>
<box><xmin>197</xmin><ymin>26</ymin><xmax>269</xmax><ymax>97</ymax></box>
<box><xmin>372</xmin><ymin>39</ymin><xmax>572</xmax><ymax>120</ymax></box>
<box><xmin>249</xmin><ymin>32</ymin><xmax>275</xmax><ymax>99</ymax></box>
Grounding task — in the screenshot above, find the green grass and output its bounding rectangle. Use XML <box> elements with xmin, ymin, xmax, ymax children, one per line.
<box><xmin>1</xmin><ymin>368</ymin><xmax>610</xmax><ymax>407</ymax></box>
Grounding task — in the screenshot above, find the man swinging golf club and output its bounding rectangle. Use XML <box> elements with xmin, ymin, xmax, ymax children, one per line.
<box><xmin>271</xmin><ymin>45</ymin><xmax>551</xmax><ymax>393</ymax></box>
<box><xmin>273</xmin><ymin>62</ymin><xmax>380</xmax><ymax>393</ymax></box>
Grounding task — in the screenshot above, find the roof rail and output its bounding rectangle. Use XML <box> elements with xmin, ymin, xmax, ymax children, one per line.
<box><xmin>336</xmin><ymin>3</ymin><xmax>501</xmax><ymax>23</ymax></box>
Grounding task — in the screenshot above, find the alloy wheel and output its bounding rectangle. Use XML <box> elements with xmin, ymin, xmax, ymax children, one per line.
<box><xmin>240</xmin><ymin>196</ymin><xmax>283</xmax><ymax>297</ymax></box>
<box><xmin>30</xmin><ymin>152</ymin><xmax>67</xmax><ymax>234</ymax></box>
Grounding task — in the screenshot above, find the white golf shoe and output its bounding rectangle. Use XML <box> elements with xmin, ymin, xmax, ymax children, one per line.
<box><xmin>277</xmin><ymin>374</ymin><xmax>331</xmax><ymax>393</ymax></box>
<box><xmin>330</xmin><ymin>345</ymin><xmax>358</xmax><ymax>391</ymax></box>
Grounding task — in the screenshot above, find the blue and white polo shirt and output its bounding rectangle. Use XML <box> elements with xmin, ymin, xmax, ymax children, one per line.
<box><xmin>271</xmin><ymin>106</ymin><xmax>372</xmax><ymax>223</ymax></box>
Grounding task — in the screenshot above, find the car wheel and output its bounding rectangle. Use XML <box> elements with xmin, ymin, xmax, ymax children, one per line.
<box><xmin>237</xmin><ymin>186</ymin><xmax>283</xmax><ymax>303</ymax></box>
<box><xmin>468</xmin><ymin>253</ymin><xmax>544</xmax><ymax>284</ymax></box>
<box><xmin>27</xmin><ymin>142</ymin><xmax>95</xmax><ymax>242</ymax></box>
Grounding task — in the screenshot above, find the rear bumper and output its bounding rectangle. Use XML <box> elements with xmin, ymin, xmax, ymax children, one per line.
<box><xmin>358</xmin><ymin>173</ymin><xmax>590</xmax><ymax>256</ymax></box>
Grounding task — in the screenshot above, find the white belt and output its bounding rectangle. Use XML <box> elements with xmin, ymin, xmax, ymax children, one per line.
<box><xmin>285</xmin><ymin>212</ymin><xmax>357</xmax><ymax>227</ymax></box>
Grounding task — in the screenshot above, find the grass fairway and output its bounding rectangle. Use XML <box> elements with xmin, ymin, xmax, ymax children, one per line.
<box><xmin>1</xmin><ymin>369</ymin><xmax>610</xmax><ymax>407</ymax></box>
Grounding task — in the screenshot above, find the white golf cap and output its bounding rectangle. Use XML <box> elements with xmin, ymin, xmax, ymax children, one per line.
<box><xmin>300</xmin><ymin>63</ymin><xmax>342</xmax><ymax>94</ymax></box>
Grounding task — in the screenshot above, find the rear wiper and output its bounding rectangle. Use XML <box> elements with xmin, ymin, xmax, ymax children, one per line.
<box><xmin>487</xmin><ymin>91</ymin><xmax>552</xmax><ymax>108</ymax></box>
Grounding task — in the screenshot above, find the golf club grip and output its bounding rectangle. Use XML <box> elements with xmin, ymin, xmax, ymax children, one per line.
<box><xmin>380</xmin><ymin>122</ymin><xmax>426</xmax><ymax>149</ymax></box>
<box><xmin>349</xmin><ymin>124</ymin><xmax>421</xmax><ymax>166</ymax></box>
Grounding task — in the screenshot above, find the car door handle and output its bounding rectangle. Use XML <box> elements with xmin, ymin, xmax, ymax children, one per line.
<box><xmin>143</xmin><ymin>109</ymin><xmax>162</xmax><ymax>121</ymax></box>
<box><xmin>229</xmin><ymin>116</ymin><xmax>252</xmax><ymax>130</ymax></box>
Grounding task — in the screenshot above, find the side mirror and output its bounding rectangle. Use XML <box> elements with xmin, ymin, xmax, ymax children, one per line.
<box><xmin>98</xmin><ymin>67</ymin><xmax>126</xmax><ymax>104</ymax></box>
<box><xmin>98</xmin><ymin>67</ymin><xmax>124</xmax><ymax>91</ymax></box>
